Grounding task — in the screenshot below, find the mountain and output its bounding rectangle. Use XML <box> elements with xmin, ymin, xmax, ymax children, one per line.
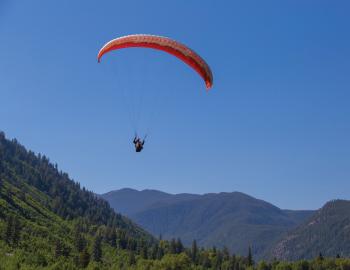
<box><xmin>269</xmin><ymin>200</ymin><xmax>350</xmax><ymax>260</ymax></box>
<box><xmin>0</xmin><ymin>131</ymin><xmax>261</xmax><ymax>269</ymax></box>
<box><xmin>1</xmin><ymin>131</ymin><xmax>348</xmax><ymax>269</ymax></box>
<box><xmin>102</xmin><ymin>189</ymin><xmax>314</xmax><ymax>259</ymax></box>
<box><xmin>0</xmin><ymin>132</ymin><xmax>154</xmax><ymax>268</ymax></box>
<box><xmin>101</xmin><ymin>188</ymin><xmax>199</xmax><ymax>216</ymax></box>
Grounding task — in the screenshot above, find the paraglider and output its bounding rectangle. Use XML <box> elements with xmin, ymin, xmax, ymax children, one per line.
<box><xmin>97</xmin><ymin>34</ymin><xmax>213</xmax><ymax>153</ymax></box>
<box><xmin>97</xmin><ymin>34</ymin><xmax>213</xmax><ymax>89</ymax></box>
<box><xmin>133</xmin><ymin>135</ymin><xmax>145</xmax><ymax>152</ymax></box>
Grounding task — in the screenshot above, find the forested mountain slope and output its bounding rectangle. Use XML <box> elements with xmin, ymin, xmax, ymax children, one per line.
<box><xmin>0</xmin><ymin>131</ymin><xmax>157</xmax><ymax>268</ymax></box>
<box><xmin>0</xmin><ymin>131</ymin><xmax>259</xmax><ymax>269</ymax></box>
<box><xmin>103</xmin><ymin>189</ymin><xmax>314</xmax><ymax>259</ymax></box>
<box><xmin>269</xmin><ymin>200</ymin><xmax>350</xmax><ymax>260</ymax></box>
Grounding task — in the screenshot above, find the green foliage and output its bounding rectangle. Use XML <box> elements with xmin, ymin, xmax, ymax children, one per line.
<box><xmin>160</xmin><ymin>253</ymin><xmax>191</xmax><ymax>269</ymax></box>
<box><xmin>92</xmin><ymin>236</ymin><xmax>102</xmax><ymax>262</ymax></box>
<box><xmin>79</xmin><ymin>248</ymin><xmax>90</xmax><ymax>268</ymax></box>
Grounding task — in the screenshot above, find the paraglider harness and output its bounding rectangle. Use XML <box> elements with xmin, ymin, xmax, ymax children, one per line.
<box><xmin>133</xmin><ymin>135</ymin><xmax>146</xmax><ymax>152</ymax></box>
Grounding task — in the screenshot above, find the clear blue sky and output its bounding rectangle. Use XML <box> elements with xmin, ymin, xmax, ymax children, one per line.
<box><xmin>1</xmin><ymin>1</ymin><xmax>349</xmax><ymax>210</ymax></box>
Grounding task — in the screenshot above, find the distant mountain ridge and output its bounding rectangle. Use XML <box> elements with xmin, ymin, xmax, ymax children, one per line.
<box><xmin>101</xmin><ymin>188</ymin><xmax>314</xmax><ymax>259</ymax></box>
<box><xmin>101</xmin><ymin>188</ymin><xmax>200</xmax><ymax>216</ymax></box>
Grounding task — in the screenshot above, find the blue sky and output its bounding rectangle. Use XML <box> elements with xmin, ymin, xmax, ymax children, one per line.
<box><xmin>0</xmin><ymin>1</ymin><xmax>349</xmax><ymax>210</ymax></box>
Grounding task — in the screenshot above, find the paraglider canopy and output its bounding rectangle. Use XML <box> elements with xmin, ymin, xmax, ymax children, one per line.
<box><xmin>97</xmin><ymin>34</ymin><xmax>213</xmax><ymax>89</ymax></box>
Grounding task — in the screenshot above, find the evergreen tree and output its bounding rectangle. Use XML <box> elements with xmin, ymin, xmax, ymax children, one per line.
<box><xmin>12</xmin><ymin>216</ymin><xmax>21</xmax><ymax>247</ymax></box>
<box><xmin>74</xmin><ymin>232</ymin><xmax>86</xmax><ymax>252</ymax></box>
<box><xmin>176</xmin><ymin>238</ymin><xmax>184</xmax><ymax>254</ymax></box>
<box><xmin>92</xmin><ymin>236</ymin><xmax>102</xmax><ymax>262</ymax></box>
<box><xmin>234</xmin><ymin>261</ymin><xmax>240</xmax><ymax>270</ymax></box>
<box><xmin>201</xmin><ymin>252</ymin><xmax>211</xmax><ymax>268</ymax></box>
<box><xmin>247</xmin><ymin>246</ymin><xmax>253</xmax><ymax>266</ymax></box>
<box><xmin>214</xmin><ymin>250</ymin><xmax>223</xmax><ymax>270</ymax></box>
<box><xmin>79</xmin><ymin>248</ymin><xmax>90</xmax><ymax>268</ymax></box>
<box><xmin>117</xmin><ymin>230</ymin><xmax>127</xmax><ymax>249</ymax></box>
<box><xmin>127</xmin><ymin>237</ymin><xmax>137</xmax><ymax>251</ymax></box>
<box><xmin>110</xmin><ymin>227</ymin><xmax>117</xmax><ymax>247</ymax></box>
<box><xmin>62</xmin><ymin>244</ymin><xmax>71</xmax><ymax>258</ymax></box>
<box><xmin>257</xmin><ymin>260</ymin><xmax>270</xmax><ymax>270</ymax></box>
<box><xmin>128</xmin><ymin>251</ymin><xmax>136</xmax><ymax>266</ymax></box>
<box><xmin>150</xmin><ymin>244</ymin><xmax>158</xmax><ymax>260</ymax></box>
<box><xmin>228</xmin><ymin>255</ymin><xmax>237</xmax><ymax>270</ymax></box>
<box><xmin>54</xmin><ymin>239</ymin><xmax>64</xmax><ymax>258</ymax></box>
<box><xmin>170</xmin><ymin>238</ymin><xmax>177</xmax><ymax>254</ymax></box>
<box><xmin>141</xmin><ymin>244</ymin><xmax>148</xmax><ymax>259</ymax></box>
<box><xmin>222</xmin><ymin>246</ymin><xmax>230</xmax><ymax>261</ymax></box>
<box><xmin>3</xmin><ymin>215</ymin><xmax>21</xmax><ymax>246</ymax></box>
<box><xmin>157</xmin><ymin>244</ymin><xmax>165</xmax><ymax>260</ymax></box>
<box><xmin>318</xmin><ymin>252</ymin><xmax>324</xmax><ymax>261</ymax></box>
<box><xmin>191</xmin><ymin>239</ymin><xmax>198</xmax><ymax>263</ymax></box>
<box><xmin>4</xmin><ymin>215</ymin><xmax>14</xmax><ymax>245</ymax></box>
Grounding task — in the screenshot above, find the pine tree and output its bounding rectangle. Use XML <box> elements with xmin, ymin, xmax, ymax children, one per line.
<box><xmin>222</xmin><ymin>246</ymin><xmax>230</xmax><ymax>261</ymax></box>
<box><xmin>176</xmin><ymin>238</ymin><xmax>184</xmax><ymax>254</ymax></box>
<box><xmin>4</xmin><ymin>215</ymin><xmax>14</xmax><ymax>245</ymax></box>
<box><xmin>247</xmin><ymin>246</ymin><xmax>253</xmax><ymax>266</ymax></box>
<box><xmin>157</xmin><ymin>244</ymin><xmax>164</xmax><ymax>260</ymax></box>
<box><xmin>92</xmin><ymin>236</ymin><xmax>102</xmax><ymax>262</ymax></box>
<box><xmin>234</xmin><ymin>261</ymin><xmax>240</xmax><ymax>270</ymax></box>
<box><xmin>229</xmin><ymin>255</ymin><xmax>237</xmax><ymax>270</ymax></box>
<box><xmin>170</xmin><ymin>238</ymin><xmax>177</xmax><ymax>254</ymax></box>
<box><xmin>128</xmin><ymin>251</ymin><xmax>136</xmax><ymax>266</ymax></box>
<box><xmin>54</xmin><ymin>239</ymin><xmax>70</xmax><ymax>259</ymax></box>
<box><xmin>141</xmin><ymin>245</ymin><xmax>148</xmax><ymax>259</ymax></box>
<box><xmin>79</xmin><ymin>248</ymin><xmax>90</xmax><ymax>268</ymax></box>
<box><xmin>74</xmin><ymin>232</ymin><xmax>86</xmax><ymax>252</ymax></box>
<box><xmin>318</xmin><ymin>252</ymin><xmax>324</xmax><ymax>261</ymax></box>
<box><xmin>117</xmin><ymin>230</ymin><xmax>127</xmax><ymax>249</ymax></box>
<box><xmin>62</xmin><ymin>244</ymin><xmax>71</xmax><ymax>258</ymax></box>
<box><xmin>110</xmin><ymin>227</ymin><xmax>117</xmax><ymax>247</ymax></box>
<box><xmin>191</xmin><ymin>239</ymin><xmax>198</xmax><ymax>263</ymax></box>
<box><xmin>54</xmin><ymin>240</ymin><xmax>63</xmax><ymax>258</ymax></box>
<box><xmin>127</xmin><ymin>237</ymin><xmax>137</xmax><ymax>251</ymax></box>
<box><xmin>214</xmin><ymin>250</ymin><xmax>223</xmax><ymax>269</ymax></box>
<box><xmin>12</xmin><ymin>216</ymin><xmax>21</xmax><ymax>247</ymax></box>
<box><xmin>201</xmin><ymin>252</ymin><xmax>211</xmax><ymax>268</ymax></box>
<box><xmin>149</xmin><ymin>244</ymin><xmax>158</xmax><ymax>260</ymax></box>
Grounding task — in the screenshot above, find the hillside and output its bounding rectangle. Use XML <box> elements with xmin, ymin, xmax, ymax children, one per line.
<box><xmin>0</xmin><ymin>131</ymin><xmax>262</xmax><ymax>269</ymax></box>
<box><xmin>102</xmin><ymin>189</ymin><xmax>314</xmax><ymax>259</ymax></box>
<box><xmin>2</xmin><ymin>131</ymin><xmax>348</xmax><ymax>269</ymax></box>
<box><xmin>269</xmin><ymin>200</ymin><xmax>350</xmax><ymax>260</ymax></box>
<box><xmin>0</xmin><ymin>131</ymin><xmax>156</xmax><ymax>268</ymax></box>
